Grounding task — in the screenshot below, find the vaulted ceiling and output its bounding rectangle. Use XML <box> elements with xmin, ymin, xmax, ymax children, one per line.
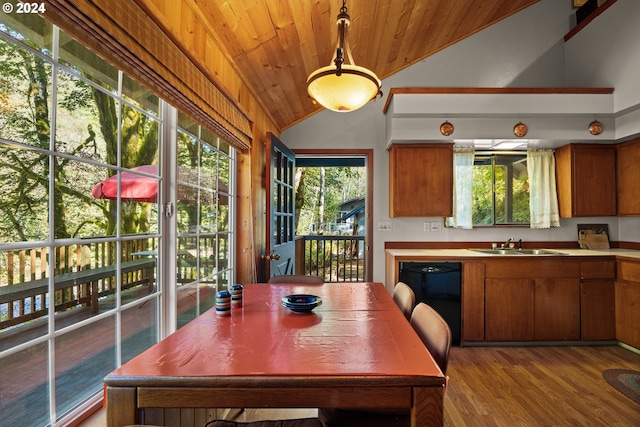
<box><xmin>184</xmin><ymin>0</ymin><xmax>540</xmax><ymax>131</ymax></box>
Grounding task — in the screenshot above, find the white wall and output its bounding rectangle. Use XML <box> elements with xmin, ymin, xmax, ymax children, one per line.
<box><xmin>282</xmin><ymin>0</ymin><xmax>639</xmax><ymax>283</ymax></box>
<box><xmin>565</xmin><ymin>0</ymin><xmax>640</xmax><ymax>124</ymax></box>
<box><xmin>563</xmin><ymin>0</ymin><xmax>640</xmax><ymax>243</ymax></box>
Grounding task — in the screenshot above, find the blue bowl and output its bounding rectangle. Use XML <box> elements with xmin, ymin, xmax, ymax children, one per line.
<box><xmin>281</xmin><ymin>294</ymin><xmax>322</xmax><ymax>313</ymax></box>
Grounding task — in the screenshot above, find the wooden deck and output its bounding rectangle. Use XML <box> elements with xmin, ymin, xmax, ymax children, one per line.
<box><xmin>0</xmin><ymin>285</ymin><xmax>214</xmax><ymax>427</ymax></box>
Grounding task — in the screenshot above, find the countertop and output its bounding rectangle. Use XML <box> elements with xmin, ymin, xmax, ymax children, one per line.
<box><xmin>385</xmin><ymin>248</ymin><xmax>640</xmax><ymax>260</ymax></box>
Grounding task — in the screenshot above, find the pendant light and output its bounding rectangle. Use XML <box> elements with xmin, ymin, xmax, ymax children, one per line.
<box><xmin>307</xmin><ymin>0</ymin><xmax>382</xmax><ymax>112</ymax></box>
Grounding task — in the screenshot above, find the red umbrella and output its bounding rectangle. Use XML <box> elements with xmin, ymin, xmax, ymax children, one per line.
<box><xmin>92</xmin><ymin>165</ymin><xmax>229</xmax><ymax>204</ymax></box>
<box><xmin>92</xmin><ymin>165</ymin><xmax>160</xmax><ymax>203</ymax></box>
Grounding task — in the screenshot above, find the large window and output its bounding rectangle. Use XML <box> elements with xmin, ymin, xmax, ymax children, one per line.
<box><xmin>175</xmin><ymin>113</ymin><xmax>234</xmax><ymax>328</ymax></box>
<box><xmin>473</xmin><ymin>153</ymin><xmax>530</xmax><ymax>226</ymax></box>
<box><xmin>0</xmin><ymin>12</ymin><xmax>235</xmax><ymax>426</ymax></box>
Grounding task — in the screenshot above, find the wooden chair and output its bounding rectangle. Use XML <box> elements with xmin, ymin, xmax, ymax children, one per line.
<box><xmin>318</xmin><ymin>302</ymin><xmax>452</xmax><ymax>427</ymax></box>
<box><xmin>392</xmin><ymin>281</ymin><xmax>415</xmax><ymax>320</ymax></box>
<box><xmin>267</xmin><ymin>274</ymin><xmax>324</xmax><ymax>284</ymax></box>
<box><xmin>410</xmin><ymin>302</ymin><xmax>452</xmax><ymax>375</ymax></box>
<box><xmin>205</xmin><ymin>419</ymin><xmax>322</xmax><ymax>427</ymax></box>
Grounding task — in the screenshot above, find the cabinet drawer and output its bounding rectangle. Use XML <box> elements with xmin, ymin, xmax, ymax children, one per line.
<box><xmin>617</xmin><ymin>260</ymin><xmax>640</xmax><ymax>283</ymax></box>
<box><xmin>485</xmin><ymin>259</ymin><xmax>580</xmax><ymax>279</ymax></box>
<box><xmin>581</xmin><ymin>259</ymin><xmax>615</xmax><ymax>279</ymax></box>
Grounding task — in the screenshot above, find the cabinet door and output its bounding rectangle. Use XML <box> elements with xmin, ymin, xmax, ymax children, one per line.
<box><xmin>556</xmin><ymin>144</ymin><xmax>616</xmax><ymax>217</ymax></box>
<box><xmin>389</xmin><ymin>144</ymin><xmax>453</xmax><ymax>217</ymax></box>
<box><xmin>534</xmin><ymin>278</ymin><xmax>580</xmax><ymax>341</ymax></box>
<box><xmin>581</xmin><ymin>280</ymin><xmax>616</xmax><ymax>340</ymax></box>
<box><xmin>485</xmin><ymin>279</ymin><xmax>534</xmax><ymax>341</ymax></box>
<box><xmin>615</xmin><ymin>280</ymin><xmax>640</xmax><ymax>349</ymax></box>
<box><xmin>572</xmin><ymin>145</ymin><xmax>616</xmax><ymax>216</ymax></box>
<box><xmin>462</xmin><ymin>262</ymin><xmax>485</xmax><ymax>343</ymax></box>
<box><xmin>617</xmin><ymin>138</ymin><xmax>640</xmax><ymax>215</ymax></box>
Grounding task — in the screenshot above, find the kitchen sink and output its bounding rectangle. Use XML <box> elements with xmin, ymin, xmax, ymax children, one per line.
<box><xmin>470</xmin><ymin>248</ymin><xmax>566</xmax><ymax>256</ymax></box>
<box><xmin>517</xmin><ymin>249</ymin><xmax>566</xmax><ymax>255</ymax></box>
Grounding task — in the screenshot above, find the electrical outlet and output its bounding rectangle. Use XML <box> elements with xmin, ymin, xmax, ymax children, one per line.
<box><xmin>430</xmin><ymin>221</ymin><xmax>442</xmax><ymax>232</ymax></box>
<box><xmin>377</xmin><ymin>221</ymin><xmax>392</xmax><ymax>231</ymax></box>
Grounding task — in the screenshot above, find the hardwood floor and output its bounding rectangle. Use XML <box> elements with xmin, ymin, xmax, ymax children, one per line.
<box><xmin>81</xmin><ymin>345</ymin><xmax>640</xmax><ymax>427</ymax></box>
<box><xmin>444</xmin><ymin>345</ymin><xmax>640</xmax><ymax>426</ymax></box>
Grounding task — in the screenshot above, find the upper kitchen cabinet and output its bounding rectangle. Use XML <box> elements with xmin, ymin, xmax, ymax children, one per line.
<box><xmin>617</xmin><ymin>138</ymin><xmax>640</xmax><ymax>216</ymax></box>
<box><xmin>555</xmin><ymin>144</ymin><xmax>616</xmax><ymax>218</ymax></box>
<box><xmin>389</xmin><ymin>143</ymin><xmax>453</xmax><ymax>217</ymax></box>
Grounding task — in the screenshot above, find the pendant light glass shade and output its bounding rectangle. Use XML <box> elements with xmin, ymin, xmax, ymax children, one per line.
<box><xmin>307</xmin><ymin>1</ymin><xmax>382</xmax><ymax>112</ymax></box>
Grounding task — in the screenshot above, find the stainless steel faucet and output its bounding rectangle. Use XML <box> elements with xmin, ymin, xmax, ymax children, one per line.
<box><xmin>502</xmin><ymin>237</ymin><xmax>513</xmax><ymax>249</ymax></box>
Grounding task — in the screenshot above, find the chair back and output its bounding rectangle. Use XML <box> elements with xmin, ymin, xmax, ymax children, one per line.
<box><xmin>267</xmin><ymin>274</ymin><xmax>325</xmax><ymax>284</ymax></box>
<box><xmin>392</xmin><ymin>281</ymin><xmax>415</xmax><ymax>320</ymax></box>
<box><xmin>410</xmin><ymin>302</ymin><xmax>452</xmax><ymax>374</ymax></box>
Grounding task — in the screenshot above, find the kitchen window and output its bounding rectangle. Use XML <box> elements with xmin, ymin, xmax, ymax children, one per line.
<box><xmin>472</xmin><ymin>153</ymin><xmax>530</xmax><ymax>226</ymax></box>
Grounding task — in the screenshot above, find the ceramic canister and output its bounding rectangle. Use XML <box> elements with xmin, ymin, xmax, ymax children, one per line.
<box><xmin>230</xmin><ymin>284</ymin><xmax>243</xmax><ymax>308</ymax></box>
<box><xmin>215</xmin><ymin>290</ymin><xmax>231</xmax><ymax>316</ymax></box>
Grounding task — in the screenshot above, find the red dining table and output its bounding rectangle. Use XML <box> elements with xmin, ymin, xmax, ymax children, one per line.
<box><xmin>104</xmin><ymin>282</ymin><xmax>445</xmax><ymax>426</ymax></box>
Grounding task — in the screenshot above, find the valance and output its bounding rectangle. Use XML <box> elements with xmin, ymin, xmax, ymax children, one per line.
<box><xmin>44</xmin><ymin>0</ymin><xmax>252</xmax><ymax>151</ymax></box>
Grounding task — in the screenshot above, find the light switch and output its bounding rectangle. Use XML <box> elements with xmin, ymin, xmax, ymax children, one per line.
<box><xmin>430</xmin><ymin>221</ymin><xmax>442</xmax><ymax>232</ymax></box>
<box><xmin>377</xmin><ymin>221</ymin><xmax>392</xmax><ymax>231</ymax></box>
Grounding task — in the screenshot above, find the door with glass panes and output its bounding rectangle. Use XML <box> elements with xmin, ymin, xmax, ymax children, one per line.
<box><xmin>264</xmin><ymin>133</ymin><xmax>295</xmax><ymax>278</ymax></box>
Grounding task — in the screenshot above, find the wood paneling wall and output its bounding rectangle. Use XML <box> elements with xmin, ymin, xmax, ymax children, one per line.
<box><xmin>136</xmin><ymin>0</ymin><xmax>281</xmax><ymax>282</ymax></box>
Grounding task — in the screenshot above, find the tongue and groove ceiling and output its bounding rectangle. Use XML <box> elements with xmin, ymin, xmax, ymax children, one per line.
<box><xmin>152</xmin><ymin>0</ymin><xmax>540</xmax><ymax>131</ymax></box>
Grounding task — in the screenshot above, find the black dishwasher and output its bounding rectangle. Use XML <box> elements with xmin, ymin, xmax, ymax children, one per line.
<box><xmin>399</xmin><ymin>262</ymin><xmax>461</xmax><ymax>345</ymax></box>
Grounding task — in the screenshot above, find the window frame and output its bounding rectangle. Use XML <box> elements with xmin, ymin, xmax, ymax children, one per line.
<box><xmin>472</xmin><ymin>152</ymin><xmax>530</xmax><ymax>227</ymax></box>
<box><xmin>0</xmin><ymin>17</ymin><xmax>236</xmax><ymax>425</ymax></box>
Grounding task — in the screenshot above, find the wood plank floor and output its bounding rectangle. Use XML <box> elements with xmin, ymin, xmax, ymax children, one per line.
<box><xmin>444</xmin><ymin>345</ymin><xmax>640</xmax><ymax>427</ymax></box>
<box><xmin>81</xmin><ymin>345</ymin><xmax>640</xmax><ymax>426</ymax></box>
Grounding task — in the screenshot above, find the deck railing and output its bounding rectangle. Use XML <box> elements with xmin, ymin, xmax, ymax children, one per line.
<box><xmin>0</xmin><ymin>236</ymin><xmax>230</xmax><ymax>330</ymax></box>
<box><xmin>296</xmin><ymin>235</ymin><xmax>365</xmax><ymax>282</ymax></box>
<box><xmin>0</xmin><ymin>239</ymin><xmax>156</xmax><ymax>330</ymax></box>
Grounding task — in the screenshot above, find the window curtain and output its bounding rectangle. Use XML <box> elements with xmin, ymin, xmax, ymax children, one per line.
<box><xmin>527</xmin><ymin>150</ymin><xmax>560</xmax><ymax>229</ymax></box>
<box><xmin>446</xmin><ymin>148</ymin><xmax>475</xmax><ymax>229</ymax></box>
<box><xmin>45</xmin><ymin>0</ymin><xmax>252</xmax><ymax>151</ymax></box>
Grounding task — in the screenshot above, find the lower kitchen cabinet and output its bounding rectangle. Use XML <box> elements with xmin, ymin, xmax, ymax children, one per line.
<box><xmin>535</xmin><ymin>278</ymin><xmax>581</xmax><ymax>341</ymax></box>
<box><xmin>485</xmin><ymin>279</ymin><xmax>534</xmax><ymax>341</ymax></box>
<box><xmin>581</xmin><ymin>280</ymin><xmax>616</xmax><ymax>340</ymax></box>
<box><xmin>461</xmin><ymin>262</ymin><xmax>485</xmax><ymax>342</ymax></box>
<box><xmin>615</xmin><ymin>259</ymin><xmax>640</xmax><ymax>348</ymax></box>
<box><xmin>484</xmin><ymin>259</ymin><xmax>581</xmax><ymax>342</ymax></box>
<box><xmin>485</xmin><ymin>277</ymin><xmax>581</xmax><ymax>341</ymax></box>
<box><xmin>580</xmin><ymin>259</ymin><xmax>616</xmax><ymax>341</ymax></box>
<box><xmin>389</xmin><ymin>254</ymin><xmax>631</xmax><ymax>344</ymax></box>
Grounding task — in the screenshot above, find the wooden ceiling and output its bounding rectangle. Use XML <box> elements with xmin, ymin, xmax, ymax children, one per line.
<box><xmin>186</xmin><ymin>0</ymin><xmax>539</xmax><ymax>131</ymax></box>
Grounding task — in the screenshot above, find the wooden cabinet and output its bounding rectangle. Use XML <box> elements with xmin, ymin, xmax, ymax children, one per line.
<box><xmin>555</xmin><ymin>144</ymin><xmax>616</xmax><ymax>217</ymax></box>
<box><xmin>617</xmin><ymin>138</ymin><xmax>640</xmax><ymax>215</ymax></box>
<box><xmin>535</xmin><ymin>278</ymin><xmax>581</xmax><ymax>340</ymax></box>
<box><xmin>615</xmin><ymin>259</ymin><xmax>640</xmax><ymax>349</ymax></box>
<box><xmin>486</xmin><ymin>278</ymin><xmax>534</xmax><ymax>341</ymax></box>
<box><xmin>388</xmin><ymin>143</ymin><xmax>453</xmax><ymax>217</ymax></box>
<box><xmin>461</xmin><ymin>262</ymin><xmax>485</xmax><ymax>342</ymax></box>
<box><xmin>484</xmin><ymin>259</ymin><xmax>581</xmax><ymax>341</ymax></box>
<box><xmin>580</xmin><ymin>260</ymin><xmax>616</xmax><ymax>340</ymax></box>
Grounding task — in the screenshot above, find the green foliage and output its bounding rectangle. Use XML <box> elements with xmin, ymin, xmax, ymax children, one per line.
<box><xmin>0</xmin><ymin>26</ymin><xmax>160</xmax><ymax>243</ymax></box>
<box><xmin>295</xmin><ymin>166</ymin><xmax>365</xmax><ymax>235</ymax></box>
<box><xmin>472</xmin><ymin>156</ymin><xmax>530</xmax><ymax>226</ymax></box>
